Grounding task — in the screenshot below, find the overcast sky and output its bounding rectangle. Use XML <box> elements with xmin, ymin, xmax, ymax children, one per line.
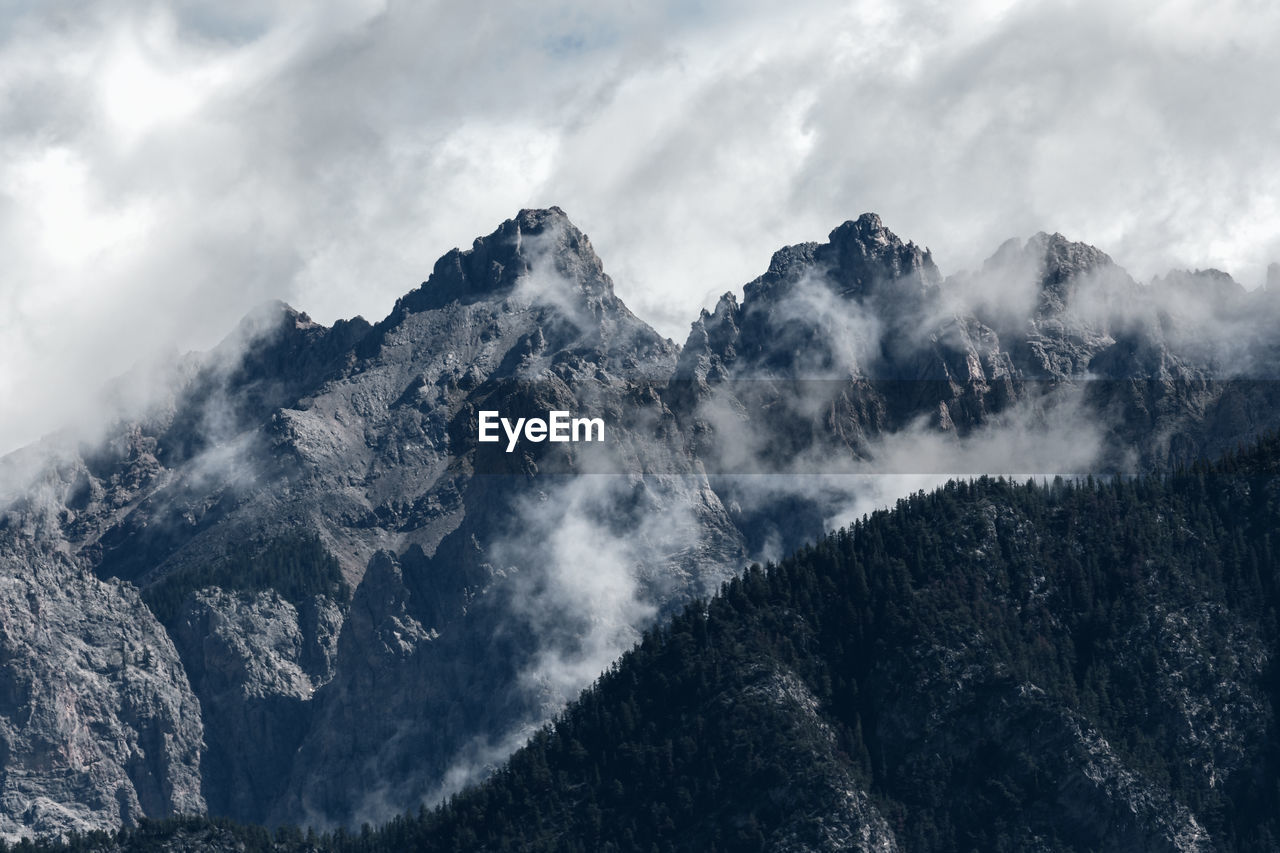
<box><xmin>1</xmin><ymin>0</ymin><xmax>1278</xmax><ymax>454</ymax></box>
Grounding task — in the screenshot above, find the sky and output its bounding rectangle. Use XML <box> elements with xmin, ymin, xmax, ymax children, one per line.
<box><xmin>1</xmin><ymin>0</ymin><xmax>1278</xmax><ymax>455</ymax></box>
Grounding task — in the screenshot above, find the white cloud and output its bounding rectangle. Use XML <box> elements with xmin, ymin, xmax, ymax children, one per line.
<box><xmin>2</xmin><ymin>0</ymin><xmax>1278</xmax><ymax>454</ymax></box>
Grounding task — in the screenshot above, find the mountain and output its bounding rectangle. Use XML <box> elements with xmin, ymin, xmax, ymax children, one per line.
<box><xmin>29</xmin><ymin>431</ymin><xmax>1280</xmax><ymax>852</ymax></box>
<box><xmin>1</xmin><ymin>208</ymin><xmax>748</xmax><ymax>836</ymax></box>
<box><xmin>2</xmin><ymin>207</ymin><xmax>1280</xmax><ymax>841</ymax></box>
<box><xmin>341</xmin><ymin>432</ymin><xmax>1280</xmax><ymax>852</ymax></box>
<box><xmin>671</xmin><ymin>214</ymin><xmax>1280</xmax><ymax>556</ymax></box>
<box><xmin>368</xmin><ymin>431</ymin><xmax>1280</xmax><ymax>852</ymax></box>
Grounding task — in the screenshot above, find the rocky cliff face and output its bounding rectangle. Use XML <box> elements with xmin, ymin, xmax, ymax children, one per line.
<box><xmin>171</xmin><ymin>589</ymin><xmax>341</xmax><ymax>822</ymax></box>
<box><xmin>0</xmin><ymin>542</ymin><xmax>204</xmax><ymax>842</ymax></box>
<box><xmin>1</xmin><ymin>207</ymin><xmax>1279</xmax><ymax>839</ymax></box>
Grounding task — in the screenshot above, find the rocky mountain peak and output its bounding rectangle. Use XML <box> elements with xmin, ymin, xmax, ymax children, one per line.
<box><xmin>982</xmin><ymin>231</ymin><xmax>1128</xmax><ymax>322</ymax></box>
<box><xmin>826</xmin><ymin>211</ymin><xmax>897</xmax><ymax>254</ymax></box>
<box><xmin>1154</xmin><ymin>268</ymin><xmax>1246</xmax><ymax>303</ymax></box>
<box><xmin>984</xmin><ymin>231</ymin><xmax>1114</xmax><ymax>286</ymax></box>
<box><xmin>253</xmin><ymin>299</ymin><xmax>314</xmax><ymax>327</ymax></box>
<box><xmin>211</xmin><ymin>300</ymin><xmax>316</xmax><ymax>359</ymax></box>
<box><xmin>744</xmin><ymin>212</ymin><xmax>939</xmax><ymax>310</ymax></box>
<box><xmin>1027</xmin><ymin>231</ymin><xmax>1115</xmax><ymax>285</ymax></box>
<box><xmin>823</xmin><ymin>212</ymin><xmax>940</xmax><ymax>295</ymax></box>
<box><xmin>395</xmin><ymin>207</ymin><xmax>613</xmax><ymax>315</ymax></box>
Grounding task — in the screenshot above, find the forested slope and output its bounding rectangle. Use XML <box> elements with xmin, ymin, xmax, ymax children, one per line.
<box><xmin>401</xmin><ymin>442</ymin><xmax>1279</xmax><ymax>852</ymax></box>
<box><xmin>22</xmin><ymin>434</ymin><xmax>1280</xmax><ymax>852</ymax></box>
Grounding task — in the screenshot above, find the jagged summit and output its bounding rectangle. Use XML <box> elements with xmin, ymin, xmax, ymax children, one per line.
<box><xmin>1154</xmin><ymin>268</ymin><xmax>1246</xmax><ymax>302</ymax></box>
<box><xmin>746</xmin><ymin>212</ymin><xmax>939</xmax><ymax>305</ymax></box>
<box><xmin>211</xmin><ymin>300</ymin><xmax>317</xmax><ymax>355</ymax></box>
<box><xmin>824</xmin><ymin>212</ymin><xmax>938</xmax><ymax>291</ymax></box>
<box><xmin>982</xmin><ymin>231</ymin><xmax>1114</xmax><ymax>282</ymax></box>
<box><xmin>981</xmin><ymin>231</ymin><xmax>1115</xmax><ymax>286</ymax></box>
<box><xmin>978</xmin><ymin>230</ymin><xmax>1131</xmax><ymax>323</ymax></box>
<box><xmin>245</xmin><ymin>298</ymin><xmax>311</xmax><ymax>325</ymax></box>
<box><xmin>394</xmin><ymin>207</ymin><xmax>614</xmax><ymax>315</ymax></box>
<box><xmin>1027</xmin><ymin>231</ymin><xmax>1114</xmax><ymax>284</ymax></box>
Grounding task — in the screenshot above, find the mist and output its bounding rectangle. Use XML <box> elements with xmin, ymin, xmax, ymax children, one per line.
<box><xmin>3</xmin><ymin>0</ymin><xmax>1280</xmax><ymax>456</ymax></box>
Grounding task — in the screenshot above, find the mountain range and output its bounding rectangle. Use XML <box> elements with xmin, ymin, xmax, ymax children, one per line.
<box><xmin>2</xmin><ymin>207</ymin><xmax>1279</xmax><ymax>845</ymax></box>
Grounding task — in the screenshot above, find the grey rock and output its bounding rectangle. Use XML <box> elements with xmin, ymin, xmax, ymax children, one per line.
<box><xmin>0</xmin><ymin>542</ymin><xmax>204</xmax><ymax>842</ymax></box>
<box><xmin>171</xmin><ymin>589</ymin><xmax>341</xmax><ymax>823</ymax></box>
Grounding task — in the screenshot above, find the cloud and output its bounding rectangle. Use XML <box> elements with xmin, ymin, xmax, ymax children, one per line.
<box><xmin>2</xmin><ymin>0</ymin><xmax>1279</xmax><ymax>455</ymax></box>
<box><xmin>425</xmin><ymin>465</ymin><xmax>712</xmax><ymax>801</ymax></box>
<box><xmin>820</xmin><ymin>388</ymin><xmax>1113</xmax><ymax>530</ymax></box>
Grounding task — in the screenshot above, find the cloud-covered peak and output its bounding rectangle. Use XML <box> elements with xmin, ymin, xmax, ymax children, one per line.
<box><xmin>1026</xmin><ymin>232</ymin><xmax>1116</xmax><ymax>286</ymax></box>
<box><xmin>745</xmin><ymin>212</ymin><xmax>938</xmax><ymax>310</ymax></box>
<box><xmin>394</xmin><ymin>207</ymin><xmax>612</xmax><ymax>315</ymax></box>
<box><xmin>1153</xmin><ymin>268</ymin><xmax>1245</xmax><ymax>302</ymax></box>
<box><xmin>984</xmin><ymin>232</ymin><xmax>1116</xmax><ymax>285</ymax></box>
<box><xmin>972</xmin><ymin>231</ymin><xmax>1131</xmax><ymax>324</ymax></box>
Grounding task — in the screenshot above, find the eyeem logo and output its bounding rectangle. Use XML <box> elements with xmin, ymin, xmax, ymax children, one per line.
<box><xmin>478</xmin><ymin>410</ymin><xmax>605</xmax><ymax>452</ymax></box>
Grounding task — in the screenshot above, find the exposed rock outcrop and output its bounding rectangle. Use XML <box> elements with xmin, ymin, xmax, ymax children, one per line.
<box><xmin>0</xmin><ymin>543</ymin><xmax>204</xmax><ymax>842</ymax></box>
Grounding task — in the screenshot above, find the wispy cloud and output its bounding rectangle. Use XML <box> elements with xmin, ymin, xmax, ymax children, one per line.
<box><xmin>3</xmin><ymin>0</ymin><xmax>1278</xmax><ymax>459</ymax></box>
